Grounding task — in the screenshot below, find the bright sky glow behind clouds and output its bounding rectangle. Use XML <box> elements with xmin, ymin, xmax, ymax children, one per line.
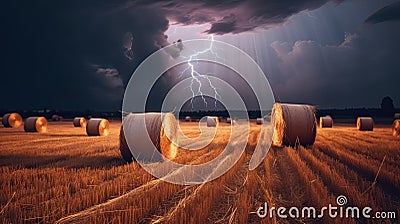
<box><xmin>1</xmin><ymin>0</ymin><xmax>399</xmax><ymax>110</ymax></box>
<box><xmin>166</xmin><ymin>0</ymin><xmax>400</xmax><ymax>109</ymax></box>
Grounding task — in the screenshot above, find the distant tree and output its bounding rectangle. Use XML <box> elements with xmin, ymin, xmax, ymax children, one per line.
<box><xmin>381</xmin><ymin>96</ymin><xmax>394</xmax><ymax>116</ymax></box>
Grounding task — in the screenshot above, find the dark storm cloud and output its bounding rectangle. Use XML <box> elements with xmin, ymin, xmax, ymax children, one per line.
<box><xmin>136</xmin><ymin>0</ymin><xmax>344</xmax><ymax>34</ymax></box>
<box><xmin>3</xmin><ymin>0</ymin><xmax>397</xmax><ymax>111</ymax></box>
<box><xmin>1</xmin><ymin>0</ymin><xmax>349</xmax><ymax>111</ymax></box>
<box><xmin>365</xmin><ymin>1</ymin><xmax>400</xmax><ymax>24</ymax></box>
<box><xmin>206</xmin><ymin>16</ymin><xmax>239</xmax><ymax>34</ymax></box>
<box><xmin>268</xmin><ymin>20</ymin><xmax>400</xmax><ymax>108</ymax></box>
<box><xmin>1</xmin><ymin>1</ymin><xmax>170</xmax><ymax>110</ymax></box>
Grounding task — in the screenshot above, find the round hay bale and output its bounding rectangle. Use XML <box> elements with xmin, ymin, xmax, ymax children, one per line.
<box><xmin>119</xmin><ymin>125</ymin><xmax>134</xmax><ymax>162</ymax></box>
<box><xmin>51</xmin><ymin>114</ymin><xmax>63</xmax><ymax>121</ymax></box>
<box><xmin>119</xmin><ymin>113</ymin><xmax>178</xmax><ymax>162</ymax></box>
<box><xmin>2</xmin><ymin>113</ymin><xmax>23</xmax><ymax>128</ymax></box>
<box><xmin>24</xmin><ymin>117</ymin><xmax>47</xmax><ymax>133</ymax></box>
<box><xmin>256</xmin><ymin>118</ymin><xmax>263</xmax><ymax>125</ymax></box>
<box><xmin>319</xmin><ymin>116</ymin><xmax>333</xmax><ymax>128</ymax></box>
<box><xmin>226</xmin><ymin>117</ymin><xmax>237</xmax><ymax>125</ymax></box>
<box><xmin>272</xmin><ymin>103</ymin><xmax>317</xmax><ymax>147</ymax></box>
<box><xmin>392</xmin><ymin>119</ymin><xmax>400</xmax><ymax>137</ymax></box>
<box><xmin>73</xmin><ymin>117</ymin><xmax>87</xmax><ymax>127</ymax></box>
<box><xmin>206</xmin><ymin>116</ymin><xmax>219</xmax><ymax>127</ymax></box>
<box><xmin>394</xmin><ymin>113</ymin><xmax>400</xmax><ymax>120</ymax></box>
<box><xmin>357</xmin><ymin>117</ymin><xmax>374</xmax><ymax>131</ymax></box>
<box><xmin>185</xmin><ymin>116</ymin><xmax>191</xmax><ymax>122</ymax></box>
<box><xmin>86</xmin><ymin>118</ymin><xmax>109</xmax><ymax>136</ymax></box>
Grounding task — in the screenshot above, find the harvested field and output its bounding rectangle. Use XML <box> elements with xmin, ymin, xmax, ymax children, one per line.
<box><xmin>0</xmin><ymin>121</ymin><xmax>399</xmax><ymax>223</ymax></box>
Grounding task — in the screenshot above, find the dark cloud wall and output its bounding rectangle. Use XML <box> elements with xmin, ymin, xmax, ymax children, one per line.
<box><xmin>264</xmin><ymin>1</ymin><xmax>400</xmax><ymax>108</ymax></box>
<box><xmin>1</xmin><ymin>0</ymin><xmax>399</xmax><ymax>111</ymax></box>
<box><xmin>202</xmin><ymin>0</ymin><xmax>399</xmax><ymax>109</ymax></box>
<box><xmin>365</xmin><ymin>1</ymin><xmax>400</xmax><ymax>24</ymax></box>
<box><xmin>137</xmin><ymin>0</ymin><xmax>344</xmax><ymax>34</ymax></box>
<box><xmin>269</xmin><ymin>23</ymin><xmax>400</xmax><ymax>108</ymax></box>
<box><xmin>1</xmin><ymin>1</ymin><xmax>170</xmax><ymax>110</ymax></box>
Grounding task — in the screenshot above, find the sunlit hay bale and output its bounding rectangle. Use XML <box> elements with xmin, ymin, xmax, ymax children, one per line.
<box><xmin>392</xmin><ymin>119</ymin><xmax>400</xmax><ymax>137</ymax></box>
<box><xmin>356</xmin><ymin>117</ymin><xmax>374</xmax><ymax>131</ymax></box>
<box><xmin>226</xmin><ymin>117</ymin><xmax>237</xmax><ymax>125</ymax></box>
<box><xmin>51</xmin><ymin>114</ymin><xmax>63</xmax><ymax>121</ymax></box>
<box><xmin>206</xmin><ymin>116</ymin><xmax>219</xmax><ymax>127</ymax></box>
<box><xmin>393</xmin><ymin>120</ymin><xmax>400</xmax><ymax>137</ymax></box>
<box><xmin>24</xmin><ymin>117</ymin><xmax>47</xmax><ymax>133</ymax></box>
<box><xmin>319</xmin><ymin>115</ymin><xmax>333</xmax><ymax>128</ymax></box>
<box><xmin>271</xmin><ymin>103</ymin><xmax>317</xmax><ymax>147</ymax></box>
<box><xmin>86</xmin><ymin>118</ymin><xmax>109</xmax><ymax>136</ymax></box>
<box><xmin>73</xmin><ymin>117</ymin><xmax>87</xmax><ymax>128</ymax></box>
<box><xmin>119</xmin><ymin>113</ymin><xmax>178</xmax><ymax>162</ymax></box>
<box><xmin>185</xmin><ymin>116</ymin><xmax>191</xmax><ymax>122</ymax></box>
<box><xmin>2</xmin><ymin>113</ymin><xmax>23</xmax><ymax>128</ymax></box>
<box><xmin>394</xmin><ymin>113</ymin><xmax>400</xmax><ymax>120</ymax></box>
<box><xmin>256</xmin><ymin>118</ymin><xmax>263</xmax><ymax>125</ymax></box>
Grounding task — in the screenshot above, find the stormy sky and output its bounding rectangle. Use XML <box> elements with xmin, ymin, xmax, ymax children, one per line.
<box><xmin>1</xmin><ymin>0</ymin><xmax>399</xmax><ymax>111</ymax></box>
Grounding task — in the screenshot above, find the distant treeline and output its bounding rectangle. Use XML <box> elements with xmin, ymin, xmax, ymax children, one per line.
<box><xmin>0</xmin><ymin>109</ymin><xmax>121</xmax><ymax>120</ymax></box>
<box><xmin>1</xmin><ymin>108</ymin><xmax>398</xmax><ymax>122</ymax></box>
<box><xmin>316</xmin><ymin>108</ymin><xmax>399</xmax><ymax>119</ymax></box>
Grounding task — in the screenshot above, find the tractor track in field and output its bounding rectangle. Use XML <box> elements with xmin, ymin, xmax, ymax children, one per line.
<box><xmin>315</xmin><ymin>138</ymin><xmax>400</xmax><ymax>200</ymax></box>
<box><xmin>268</xmin><ymin>147</ymin><xmax>331</xmax><ymax>224</ymax></box>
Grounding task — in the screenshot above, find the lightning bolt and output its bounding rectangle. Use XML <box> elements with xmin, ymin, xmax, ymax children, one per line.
<box><xmin>180</xmin><ymin>35</ymin><xmax>223</xmax><ymax>109</ymax></box>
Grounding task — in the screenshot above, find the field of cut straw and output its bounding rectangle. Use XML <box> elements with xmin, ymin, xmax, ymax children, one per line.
<box><xmin>0</xmin><ymin>121</ymin><xmax>399</xmax><ymax>223</ymax></box>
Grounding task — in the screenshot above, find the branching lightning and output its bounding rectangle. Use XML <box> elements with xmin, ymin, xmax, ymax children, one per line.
<box><xmin>180</xmin><ymin>35</ymin><xmax>223</xmax><ymax>109</ymax></box>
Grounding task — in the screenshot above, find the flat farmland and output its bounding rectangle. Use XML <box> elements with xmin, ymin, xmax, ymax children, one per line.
<box><xmin>0</xmin><ymin>121</ymin><xmax>399</xmax><ymax>223</ymax></box>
